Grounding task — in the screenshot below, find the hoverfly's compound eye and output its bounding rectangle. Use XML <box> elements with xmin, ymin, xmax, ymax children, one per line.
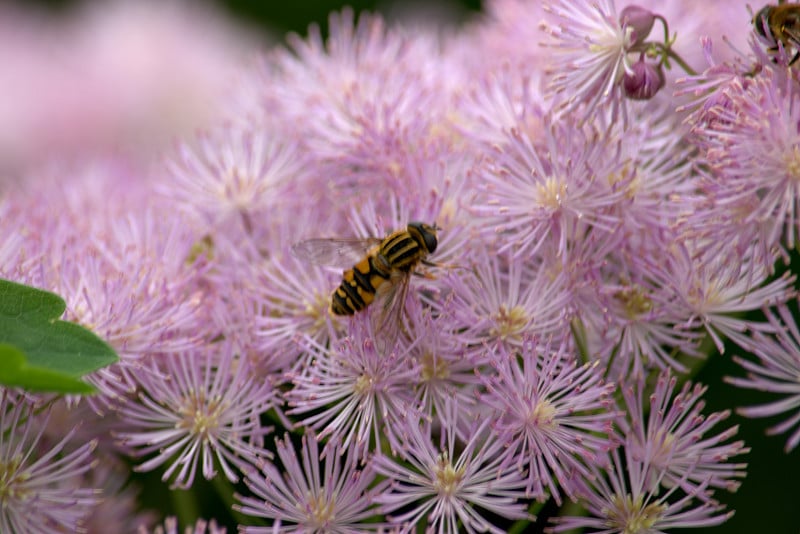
<box><xmin>421</xmin><ymin>225</ymin><xmax>438</xmax><ymax>254</ymax></box>
<box><xmin>408</xmin><ymin>222</ymin><xmax>438</xmax><ymax>254</ymax></box>
<box><xmin>753</xmin><ymin>5</ymin><xmax>772</xmax><ymax>38</ymax></box>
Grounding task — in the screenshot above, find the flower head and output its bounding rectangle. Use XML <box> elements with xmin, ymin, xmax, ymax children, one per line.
<box><xmin>470</xmin><ymin>112</ymin><xmax>632</xmax><ymax>261</ymax></box>
<box><xmin>163</xmin><ymin>126</ymin><xmax>309</xmax><ymax>241</ymax></box>
<box><xmin>0</xmin><ymin>391</ymin><xmax>100</xmax><ymax>533</ymax></box>
<box><xmin>579</xmin><ymin>241</ymin><xmax>705</xmax><ymax>378</ymax></box>
<box><xmin>542</xmin><ymin>0</ymin><xmax>633</xmax><ymax>120</ymax></box>
<box><xmin>640</xmin><ymin>239</ymin><xmax>794</xmax><ymax>353</ymax></box>
<box><xmin>727</xmin><ymin>304</ymin><xmax>800</xmax><ymax>452</ymax></box>
<box><xmin>457</xmin><ymin>66</ymin><xmax>547</xmax><ymax>150</ymax></box>
<box><xmin>550</xmin><ymin>445</ymin><xmax>733</xmax><ymax>533</ymax></box>
<box><xmin>236</xmin><ymin>432</ymin><xmax>388</xmax><ymax>533</ymax></box>
<box><xmin>374</xmin><ymin>400</ymin><xmax>530</xmax><ymax>533</ymax></box>
<box><xmin>115</xmin><ymin>347</ymin><xmax>277</xmax><ymax>489</ymax></box>
<box><xmin>286</xmin><ymin>317</ymin><xmax>420</xmax><ymax>455</ymax></box>
<box><xmin>479</xmin><ymin>339</ymin><xmax>616</xmax><ymax>503</ymax></box>
<box><xmin>249</xmin><ymin>246</ymin><xmax>343</xmax><ymax>375</ymax></box>
<box><xmin>397</xmin><ymin>298</ymin><xmax>482</xmax><ymax>428</ymax></box>
<box><xmin>621</xmin><ymin>370</ymin><xmax>748</xmax><ymax>496</ymax></box>
<box><xmin>448</xmin><ymin>250</ymin><xmax>572</xmax><ymax>353</ymax></box>
<box><xmin>266</xmin><ymin>8</ymin><xmax>453</xmax><ymax>203</ymax></box>
<box><xmin>691</xmin><ymin>68</ymin><xmax>800</xmax><ymax>252</ymax></box>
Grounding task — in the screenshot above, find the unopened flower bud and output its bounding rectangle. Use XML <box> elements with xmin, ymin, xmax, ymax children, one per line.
<box><xmin>623</xmin><ymin>57</ymin><xmax>665</xmax><ymax>100</ymax></box>
<box><xmin>619</xmin><ymin>5</ymin><xmax>656</xmax><ymax>47</ymax></box>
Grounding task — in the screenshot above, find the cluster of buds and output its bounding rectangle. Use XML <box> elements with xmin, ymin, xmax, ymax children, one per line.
<box><xmin>618</xmin><ymin>5</ymin><xmax>668</xmax><ymax>100</ymax></box>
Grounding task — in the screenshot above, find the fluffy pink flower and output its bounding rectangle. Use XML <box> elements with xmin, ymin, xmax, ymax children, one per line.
<box><xmin>550</xmin><ymin>446</ymin><xmax>733</xmax><ymax>533</ymax></box>
<box><xmin>250</xmin><ymin>247</ymin><xmax>344</xmax><ymax>375</ymax></box>
<box><xmin>163</xmin><ymin>126</ymin><xmax>309</xmax><ymax>241</ymax></box>
<box><xmin>728</xmin><ymin>304</ymin><xmax>800</xmax><ymax>452</ymax></box>
<box><xmin>692</xmin><ymin>68</ymin><xmax>800</xmax><ymax>253</ymax></box>
<box><xmin>0</xmin><ymin>392</ymin><xmax>100</xmax><ymax>532</ymax></box>
<box><xmin>479</xmin><ymin>339</ymin><xmax>616</xmax><ymax>503</ymax></box>
<box><xmin>448</xmin><ymin>250</ymin><xmax>572</xmax><ymax>352</ymax></box>
<box><xmin>0</xmin><ymin>1</ymin><xmax>255</xmax><ymax>173</ymax></box>
<box><xmin>374</xmin><ymin>400</ymin><xmax>530</xmax><ymax>533</ymax></box>
<box><xmin>621</xmin><ymin>370</ymin><xmax>748</xmax><ymax>496</ymax></box>
<box><xmin>396</xmin><ymin>298</ymin><xmax>483</xmax><ymax>428</ymax></box>
<box><xmin>470</xmin><ymin>111</ymin><xmax>632</xmax><ymax>261</ymax></box>
<box><xmin>115</xmin><ymin>348</ymin><xmax>277</xmax><ymax>489</ymax></box>
<box><xmin>579</xmin><ymin>242</ymin><xmax>705</xmax><ymax>378</ymax></box>
<box><xmin>264</xmin><ymin>8</ymin><xmax>454</xmax><ymax>205</ymax></box>
<box><xmin>237</xmin><ymin>433</ymin><xmax>388</xmax><ymax>532</ymax></box>
<box><xmin>541</xmin><ymin>0</ymin><xmax>633</xmax><ymax>120</ymax></box>
<box><xmin>286</xmin><ymin>317</ymin><xmax>419</xmax><ymax>455</ymax></box>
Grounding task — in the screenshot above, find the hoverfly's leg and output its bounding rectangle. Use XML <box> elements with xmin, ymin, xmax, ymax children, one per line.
<box><xmin>412</xmin><ymin>269</ymin><xmax>438</xmax><ymax>280</ymax></box>
<box><xmin>421</xmin><ymin>259</ymin><xmax>467</xmax><ymax>271</ymax></box>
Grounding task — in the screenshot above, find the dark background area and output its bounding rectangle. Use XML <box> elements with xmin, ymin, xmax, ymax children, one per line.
<box><xmin>12</xmin><ymin>1</ymin><xmax>799</xmax><ymax>532</ymax></box>
<box><xmin>221</xmin><ymin>0</ymin><xmax>483</xmax><ymax>35</ymax></box>
<box><xmin>16</xmin><ymin>0</ymin><xmax>483</xmax><ymax>36</ymax></box>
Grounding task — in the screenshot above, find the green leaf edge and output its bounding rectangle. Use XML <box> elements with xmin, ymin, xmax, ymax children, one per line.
<box><xmin>0</xmin><ymin>344</ymin><xmax>96</xmax><ymax>394</ymax></box>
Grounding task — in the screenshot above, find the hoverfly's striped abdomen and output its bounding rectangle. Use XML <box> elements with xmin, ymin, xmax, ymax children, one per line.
<box><xmin>331</xmin><ymin>254</ymin><xmax>391</xmax><ymax>315</ymax></box>
<box><xmin>330</xmin><ymin>222</ymin><xmax>438</xmax><ymax>316</ymax></box>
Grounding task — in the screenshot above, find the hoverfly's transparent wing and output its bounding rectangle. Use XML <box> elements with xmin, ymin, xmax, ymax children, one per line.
<box><xmin>291</xmin><ymin>237</ymin><xmax>382</xmax><ymax>268</ymax></box>
<box><xmin>371</xmin><ymin>270</ymin><xmax>412</xmax><ymax>356</ymax></box>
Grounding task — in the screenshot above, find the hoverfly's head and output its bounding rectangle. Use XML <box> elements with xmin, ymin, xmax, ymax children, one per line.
<box><xmin>753</xmin><ymin>5</ymin><xmax>772</xmax><ymax>39</ymax></box>
<box><xmin>408</xmin><ymin>221</ymin><xmax>438</xmax><ymax>254</ymax></box>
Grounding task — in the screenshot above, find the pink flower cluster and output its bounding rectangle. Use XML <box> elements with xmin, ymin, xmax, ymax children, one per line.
<box><xmin>1</xmin><ymin>0</ymin><xmax>797</xmax><ymax>532</ymax></box>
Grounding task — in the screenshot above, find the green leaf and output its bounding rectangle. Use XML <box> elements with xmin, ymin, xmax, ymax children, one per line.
<box><xmin>0</xmin><ymin>344</ymin><xmax>95</xmax><ymax>394</ymax></box>
<box><xmin>0</xmin><ymin>278</ymin><xmax>118</xmax><ymax>393</ymax></box>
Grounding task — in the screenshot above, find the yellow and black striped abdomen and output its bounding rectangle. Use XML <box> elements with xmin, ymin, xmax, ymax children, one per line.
<box><xmin>330</xmin><ymin>253</ymin><xmax>392</xmax><ymax>315</ymax></box>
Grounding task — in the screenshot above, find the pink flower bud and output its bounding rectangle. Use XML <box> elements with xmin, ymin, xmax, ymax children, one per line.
<box><xmin>619</xmin><ymin>5</ymin><xmax>656</xmax><ymax>46</ymax></box>
<box><xmin>623</xmin><ymin>57</ymin><xmax>665</xmax><ymax>100</ymax></box>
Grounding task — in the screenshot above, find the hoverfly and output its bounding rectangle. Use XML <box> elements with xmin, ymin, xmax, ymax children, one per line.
<box><xmin>753</xmin><ymin>3</ymin><xmax>800</xmax><ymax>65</ymax></box>
<box><xmin>291</xmin><ymin>222</ymin><xmax>439</xmax><ymax>341</ymax></box>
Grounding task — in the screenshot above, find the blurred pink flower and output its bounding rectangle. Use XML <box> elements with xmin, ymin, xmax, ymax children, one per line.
<box><xmin>0</xmin><ymin>1</ymin><xmax>258</xmax><ymax>174</ymax></box>
<box><xmin>138</xmin><ymin>517</ymin><xmax>228</xmax><ymax>534</ymax></box>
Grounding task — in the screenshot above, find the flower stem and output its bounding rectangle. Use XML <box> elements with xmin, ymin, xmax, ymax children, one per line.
<box><xmin>665</xmin><ymin>48</ymin><xmax>698</xmax><ymax>76</ymax></box>
<box><xmin>170</xmin><ymin>486</ymin><xmax>199</xmax><ymax>528</ymax></box>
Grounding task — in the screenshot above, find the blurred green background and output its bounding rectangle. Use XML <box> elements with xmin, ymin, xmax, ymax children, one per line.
<box><xmin>16</xmin><ymin>1</ymin><xmax>800</xmax><ymax>533</ymax></box>
<box><xmin>221</xmin><ymin>0</ymin><xmax>482</xmax><ymax>35</ymax></box>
